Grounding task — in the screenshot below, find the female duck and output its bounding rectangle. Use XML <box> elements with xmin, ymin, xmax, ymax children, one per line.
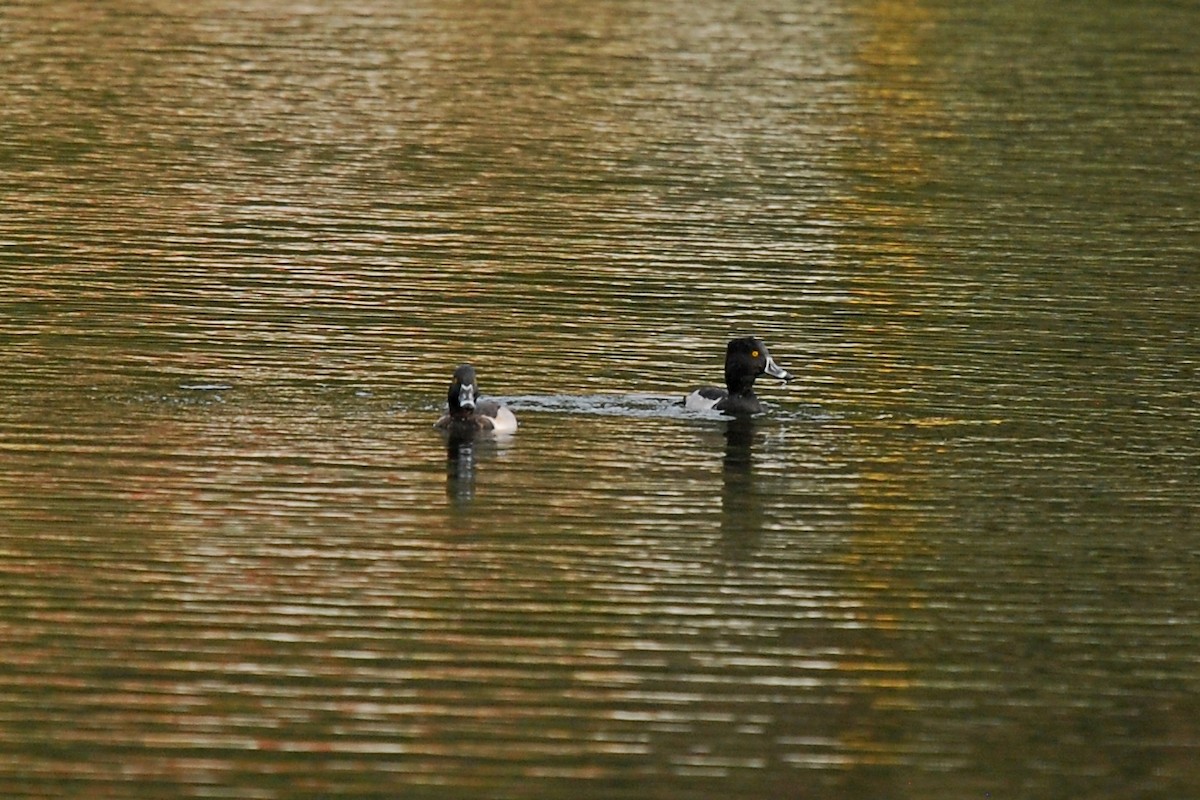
<box><xmin>435</xmin><ymin>364</ymin><xmax>519</xmax><ymax>434</ymax></box>
<box><xmin>684</xmin><ymin>336</ymin><xmax>792</xmax><ymax>414</ymax></box>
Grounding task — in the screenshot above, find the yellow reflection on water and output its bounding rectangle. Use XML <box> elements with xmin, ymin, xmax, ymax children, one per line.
<box><xmin>818</xmin><ymin>0</ymin><xmax>951</xmax><ymax>771</ymax></box>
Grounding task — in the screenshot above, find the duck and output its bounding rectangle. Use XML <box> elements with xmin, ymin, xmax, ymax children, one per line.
<box><xmin>684</xmin><ymin>336</ymin><xmax>792</xmax><ymax>414</ymax></box>
<box><xmin>434</xmin><ymin>364</ymin><xmax>519</xmax><ymax>434</ymax></box>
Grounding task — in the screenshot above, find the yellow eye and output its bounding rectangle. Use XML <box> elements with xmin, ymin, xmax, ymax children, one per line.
<box><xmin>751</xmin><ymin>350</ymin><xmax>760</xmax><ymax>358</ymax></box>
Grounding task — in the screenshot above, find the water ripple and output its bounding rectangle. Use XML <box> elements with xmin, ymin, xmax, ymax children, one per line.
<box><xmin>2</xmin><ymin>0</ymin><xmax>1198</xmax><ymax>798</ymax></box>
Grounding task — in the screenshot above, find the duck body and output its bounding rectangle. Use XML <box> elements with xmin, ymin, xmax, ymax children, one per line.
<box><xmin>684</xmin><ymin>336</ymin><xmax>792</xmax><ymax>415</ymax></box>
<box><xmin>434</xmin><ymin>364</ymin><xmax>518</xmax><ymax>434</ymax></box>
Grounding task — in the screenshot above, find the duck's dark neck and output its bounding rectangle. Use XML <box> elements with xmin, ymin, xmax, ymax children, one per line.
<box><xmin>446</xmin><ymin>393</ymin><xmax>474</xmax><ymax>417</ymax></box>
<box><xmin>725</xmin><ymin>370</ymin><xmax>758</xmax><ymax>397</ymax></box>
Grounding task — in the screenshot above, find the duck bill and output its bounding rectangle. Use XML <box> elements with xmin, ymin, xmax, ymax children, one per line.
<box><xmin>458</xmin><ymin>383</ymin><xmax>477</xmax><ymax>410</ymax></box>
<box><xmin>763</xmin><ymin>355</ymin><xmax>792</xmax><ymax>382</ymax></box>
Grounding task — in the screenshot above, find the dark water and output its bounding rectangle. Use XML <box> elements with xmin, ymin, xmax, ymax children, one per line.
<box><xmin>1</xmin><ymin>1</ymin><xmax>1198</xmax><ymax>798</ymax></box>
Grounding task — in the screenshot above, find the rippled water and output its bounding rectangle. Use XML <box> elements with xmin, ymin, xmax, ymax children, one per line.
<box><xmin>2</xmin><ymin>0</ymin><xmax>1198</xmax><ymax>798</ymax></box>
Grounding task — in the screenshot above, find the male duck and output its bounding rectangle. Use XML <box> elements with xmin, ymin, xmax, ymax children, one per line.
<box><xmin>684</xmin><ymin>336</ymin><xmax>792</xmax><ymax>414</ymax></box>
<box><xmin>434</xmin><ymin>364</ymin><xmax>519</xmax><ymax>434</ymax></box>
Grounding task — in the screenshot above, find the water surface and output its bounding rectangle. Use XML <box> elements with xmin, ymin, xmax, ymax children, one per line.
<box><xmin>1</xmin><ymin>1</ymin><xmax>1198</xmax><ymax>798</ymax></box>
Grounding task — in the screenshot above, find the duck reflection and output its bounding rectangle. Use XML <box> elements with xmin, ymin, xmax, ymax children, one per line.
<box><xmin>720</xmin><ymin>416</ymin><xmax>765</xmax><ymax>562</ymax></box>
<box><xmin>444</xmin><ymin>428</ymin><xmax>479</xmax><ymax>506</ymax></box>
<box><xmin>442</xmin><ymin>428</ymin><xmax>515</xmax><ymax>508</ymax></box>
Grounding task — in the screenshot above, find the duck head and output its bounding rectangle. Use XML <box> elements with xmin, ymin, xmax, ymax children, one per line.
<box><xmin>447</xmin><ymin>364</ymin><xmax>478</xmax><ymax>414</ymax></box>
<box><xmin>725</xmin><ymin>337</ymin><xmax>792</xmax><ymax>394</ymax></box>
